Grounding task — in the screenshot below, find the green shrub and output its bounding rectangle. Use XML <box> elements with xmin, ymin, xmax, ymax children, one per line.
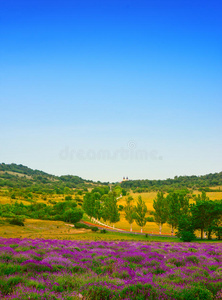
<box><xmin>0</xmin><ymin>276</ymin><xmax>23</xmax><ymax>295</ymax></box>
<box><xmin>181</xmin><ymin>286</ymin><xmax>213</xmax><ymax>300</ymax></box>
<box><xmin>91</xmin><ymin>226</ymin><xmax>99</xmax><ymax>232</ymax></box>
<box><xmin>186</xmin><ymin>255</ymin><xmax>199</xmax><ymax>264</ymax></box>
<box><xmin>9</xmin><ymin>217</ymin><xmax>24</xmax><ymax>226</ymax></box>
<box><xmin>22</xmin><ymin>262</ymin><xmax>52</xmax><ymax>272</ymax></box>
<box><xmin>120</xmin><ymin>283</ymin><xmax>155</xmax><ymax>300</ymax></box>
<box><xmin>118</xmin><ymin>205</ymin><xmax>124</xmax><ymax>211</ymax></box>
<box><xmin>100</xmin><ymin>229</ymin><xmax>107</xmax><ymax>234</ymax></box>
<box><xmin>0</xmin><ymin>263</ymin><xmax>22</xmax><ymax>276</ymax></box>
<box><xmin>74</xmin><ymin>223</ymin><xmax>90</xmax><ymax>229</ymax></box>
<box><xmin>81</xmin><ymin>284</ymin><xmax>114</xmax><ymax>300</ymax></box>
<box><xmin>180</xmin><ymin>231</ymin><xmax>196</xmax><ymax>242</ymax></box>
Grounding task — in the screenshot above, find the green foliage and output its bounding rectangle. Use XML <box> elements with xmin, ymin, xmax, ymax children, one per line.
<box><xmin>0</xmin><ymin>262</ymin><xmax>22</xmax><ymax>276</ymax></box>
<box><xmin>83</xmin><ymin>193</ymin><xmax>96</xmax><ymax>219</ymax></box>
<box><xmin>120</xmin><ymin>172</ymin><xmax>222</xmax><ymax>191</ymax></box>
<box><xmin>153</xmin><ymin>192</ymin><xmax>167</xmax><ymax>232</ymax></box>
<box><xmin>177</xmin><ymin>214</ymin><xmax>196</xmax><ymax>242</ymax></box>
<box><xmin>120</xmin><ymin>283</ymin><xmax>155</xmax><ymax>300</ymax></box>
<box><xmin>100</xmin><ymin>229</ymin><xmax>107</xmax><ymax>233</ymax></box>
<box><xmin>81</xmin><ymin>284</ymin><xmax>113</xmax><ymax>300</ymax></box>
<box><xmin>74</xmin><ymin>223</ymin><xmax>90</xmax><ymax>229</ymax></box>
<box><xmin>101</xmin><ymin>192</ymin><xmax>120</xmax><ymax>225</ymax></box>
<box><xmin>181</xmin><ymin>285</ymin><xmax>213</xmax><ymax>300</ymax></box>
<box><xmin>118</xmin><ymin>205</ymin><xmax>124</xmax><ymax>211</ymax></box>
<box><xmin>63</xmin><ymin>208</ymin><xmax>83</xmax><ymax>224</ymax></box>
<box><xmin>9</xmin><ymin>217</ymin><xmax>24</xmax><ymax>226</ymax></box>
<box><xmin>134</xmin><ymin>196</ymin><xmax>148</xmax><ymax>232</ymax></box>
<box><xmin>166</xmin><ymin>191</ymin><xmax>190</xmax><ymax>234</ymax></box>
<box><xmin>124</xmin><ymin>196</ymin><xmax>135</xmax><ymax>230</ymax></box>
<box><xmin>91</xmin><ymin>226</ymin><xmax>99</xmax><ymax>232</ymax></box>
<box><xmin>0</xmin><ymin>276</ymin><xmax>23</xmax><ymax>295</ymax></box>
<box><xmin>191</xmin><ymin>197</ymin><xmax>222</xmax><ymax>239</ymax></box>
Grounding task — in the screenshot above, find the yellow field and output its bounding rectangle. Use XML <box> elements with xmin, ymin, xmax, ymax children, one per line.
<box><xmin>0</xmin><ymin>218</ymin><xmax>89</xmax><ymax>240</ymax></box>
<box><xmin>118</xmin><ymin>192</ymin><xmax>158</xmax><ymax>211</ymax></box>
<box><xmin>193</xmin><ymin>190</ymin><xmax>222</xmax><ymax>200</ymax></box>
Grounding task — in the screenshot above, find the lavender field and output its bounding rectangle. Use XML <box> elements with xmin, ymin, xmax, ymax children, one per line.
<box><xmin>0</xmin><ymin>238</ymin><xmax>222</xmax><ymax>300</ymax></box>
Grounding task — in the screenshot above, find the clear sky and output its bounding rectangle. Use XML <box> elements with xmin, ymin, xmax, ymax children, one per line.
<box><xmin>1</xmin><ymin>0</ymin><xmax>222</xmax><ymax>182</ymax></box>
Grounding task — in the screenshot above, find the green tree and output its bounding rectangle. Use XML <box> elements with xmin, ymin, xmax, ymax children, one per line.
<box><xmin>101</xmin><ymin>192</ymin><xmax>120</xmax><ymax>228</ymax></box>
<box><xmin>82</xmin><ymin>193</ymin><xmax>95</xmax><ymax>220</ymax></box>
<box><xmin>124</xmin><ymin>196</ymin><xmax>135</xmax><ymax>232</ymax></box>
<box><xmin>176</xmin><ymin>214</ymin><xmax>196</xmax><ymax>242</ymax></box>
<box><xmin>166</xmin><ymin>191</ymin><xmax>189</xmax><ymax>235</ymax></box>
<box><xmin>194</xmin><ymin>191</ymin><xmax>209</xmax><ymax>203</ymax></box>
<box><xmin>94</xmin><ymin>200</ymin><xmax>102</xmax><ymax>220</ymax></box>
<box><xmin>63</xmin><ymin>207</ymin><xmax>83</xmax><ymax>224</ymax></box>
<box><xmin>191</xmin><ymin>199</ymin><xmax>222</xmax><ymax>239</ymax></box>
<box><xmin>134</xmin><ymin>196</ymin><xmax>148</xmax><ymax>233</ymax></box>
<box><xmin>153</xmin><ymin>192</ymin><xmax>167</xmax><ymax>234</ymax></box>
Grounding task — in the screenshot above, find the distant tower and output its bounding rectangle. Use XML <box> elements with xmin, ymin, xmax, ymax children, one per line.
<box><xmin>126</xmin><ymin>177</ymin><xmax>128</xmax><ymax>181</ymax></box>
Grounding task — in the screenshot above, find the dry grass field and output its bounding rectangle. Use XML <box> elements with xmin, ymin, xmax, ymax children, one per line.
<box><xmin>0</xmin><ymin>218</ymin><xmax>89</xmax><ymax>240</ymax></box>
<box><xmin>0</xmin><ymin>218</ymin><xmax>179</xmax><ymax>242</ymax></box>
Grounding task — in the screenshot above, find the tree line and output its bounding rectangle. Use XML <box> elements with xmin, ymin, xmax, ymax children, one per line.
<box><xmin>82</xmin><ymin>187</ymin><xmax>222</xmax><ymax>241</ymax></box>
<box><xmin>120</xmin><ymin>172</ymin><xmax>222</xmax><ymax>192</ymax></box>
<box><xmin>0</xmin><ymin>200</ymin><xmax>84</xmax><ymax>225</ymax></box>
<box><xmin>152</xmin><ymin>191</ymin><xmax>222</xmax><ymax>241</ymax></box>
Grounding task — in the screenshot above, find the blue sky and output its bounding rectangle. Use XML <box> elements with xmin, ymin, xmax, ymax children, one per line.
<box><xmin>1</xmin><ymin>0</ymin><xmax>222</xmax><ymax>182</ymax></box>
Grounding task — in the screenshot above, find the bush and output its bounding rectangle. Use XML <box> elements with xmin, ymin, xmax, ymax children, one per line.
<box><xmin>100</xmin><ymin>229</ymin><xmax>107</xmax><ymax>234</ymax></box>
<box><xmin>177</xmin><ymin>215</ymin><xmax>196</xmax><ymax>242</ymax></box>
<box><xmin>81</xmin><ymin>283</ymin><xmax>114</xmax><ymax>300</ymax></box>
<box><xmin>181</xmin><ymin>285</ymin><xmax>213</xmax><ymax>300</ymax></box>
<box><xmin>63</xmin><ymin>207</ymin><xmax>83</xmax><ymax>224</ymax></box>
<box><xmin>0</xmin><ymin>276</ymin><xmax>23</xmax><ymax>295</ymax></box>
<box><xmin>0</xmin><ymin>263</ymin><xmax>22</xmax><ymax>276</ymax></box>
<box><xmin>74</xmin><ymin>223</ymin><xmax>90</xmax><ymax>229</ymax></box>
<box><xmin>91</xmin><ymin>226</ymin><xmax>99</xmax><ymax>232</ymax></box>
<box><xmin>9</xmin><ymin>217</ymin><xmax>24</xmax><ymax>226</ymax></box>
<box><xmin>179</xmin><ymin>231</ymin><xmax>196</xmax><ymax>242</ymax></box>
<box><xmin>120</xmin><ymin>283</ymin><xmax>155</xmax><ymax>300</ymax></box>
<box><xmin>118</xmin><ymin>205</ymin><xmax>124</xmax><ymax>211</ymax></box>
<box><xmin>147</xmin><ymin>216</ymin><xmax>154</xmax><ymax>222</ymax></box>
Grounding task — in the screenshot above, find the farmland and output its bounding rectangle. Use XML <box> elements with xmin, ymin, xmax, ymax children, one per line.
<box><xmin>1</xmin><ymin>187</ymin><xmax>222</xmax><ymax>236</ymax></box>
<box><xmin>0</xmin><ymin>237</ymin><xmax>222</xmax><ymax>299</ymax></box>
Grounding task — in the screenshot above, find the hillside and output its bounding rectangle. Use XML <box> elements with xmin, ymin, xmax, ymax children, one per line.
<box><xmin>0</xmin><ymin>163</ymin><xmax>108</xmax><ymax>193</ymax></box>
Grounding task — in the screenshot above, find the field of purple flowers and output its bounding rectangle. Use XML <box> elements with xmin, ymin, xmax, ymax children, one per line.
<box><xmin>0</xmin><ymin>238</ymin><xmax>222</xmax><ymax>300</ymax></box>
